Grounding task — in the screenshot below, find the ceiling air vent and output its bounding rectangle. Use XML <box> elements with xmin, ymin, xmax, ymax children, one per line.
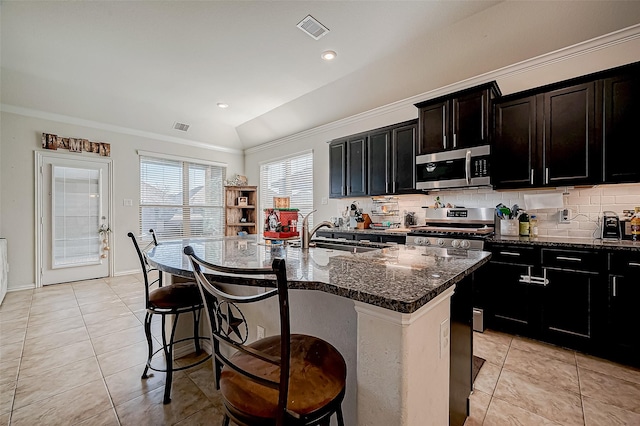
<box><xmin>173</xmin><ymin>122</ymin><xmax>190</xmax><ymax>132</ymax></box>
<box><xmin>297</xmin><ymin>15</ymin><xmax>329</xmax><ymax>40</ymax></box>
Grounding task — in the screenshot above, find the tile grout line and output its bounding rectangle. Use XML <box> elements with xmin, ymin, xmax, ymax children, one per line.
<box><xmin>7</xmin><ymin>291</ymin><xmax>34</xmax><ymax>426</ymax></box>
<box><xmin>575</xmin><ymin>352</ymin><xmax>587</xmax><ymax>426</ymax></box>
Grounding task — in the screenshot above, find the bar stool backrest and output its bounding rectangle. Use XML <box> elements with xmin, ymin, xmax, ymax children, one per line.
<box><xmin>184</xmin><ymin>245</ymin><xmax>291</xmax><ymax>425</ymax></box>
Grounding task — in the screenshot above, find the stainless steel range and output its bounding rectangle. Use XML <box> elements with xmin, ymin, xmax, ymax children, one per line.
<box><xmin>406</xmin><ymin>207</ymin><xmax>494</xmax><ymax>250</ymax></box>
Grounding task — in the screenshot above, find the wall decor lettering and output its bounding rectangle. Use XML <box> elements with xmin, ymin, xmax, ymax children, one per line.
<box><xmin>41</xmin><ymin>133</ymin><xmax>111</xmax><ymax>157</ymax></box>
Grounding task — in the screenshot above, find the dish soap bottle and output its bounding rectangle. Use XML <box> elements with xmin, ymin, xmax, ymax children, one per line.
<box><xmin>631</xmin><ymin>207</ymin><xmax>640</xmax><ymax>241</ymax></box>
<box><xmin>519</xmin><ymin>212</ymin><xmax>530</xmax><ymax>237</ymax></box>
<box><xmin>530</xmin><ymin>215</ymin><xmax>538</xmax><ymax>237</ymax></box>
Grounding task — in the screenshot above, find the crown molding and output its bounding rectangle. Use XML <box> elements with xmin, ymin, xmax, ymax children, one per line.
<box><xmin>245</xmin><ymin>23</ymin><xmax>640</xmax><ymax>155</ymax></box>
<box><xmin>0</xmin><ymin>104</ymin><xmax>244</xmax><ymax>155</ymax></box>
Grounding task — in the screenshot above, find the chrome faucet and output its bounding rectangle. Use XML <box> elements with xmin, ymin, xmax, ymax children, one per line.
<box><xmin>301</xmin><ymin>210</ymin><xmax>334</xmax><ymax>250</ymax></box>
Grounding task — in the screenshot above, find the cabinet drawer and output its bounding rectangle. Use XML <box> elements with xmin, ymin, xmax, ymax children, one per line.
<box><xmin>489</xmin><ymin>244</ymin><xmax>537</xmax><ymax>265</ymax></box>
<box><xmin>542</xmin><ymin>248</ymin><xmax>604</xmax><ymax>272</ymax></box>
<box><xmin>609</xmin><ymin>252</ymin><xmax>640</xmax><ymax>274</ymax></box>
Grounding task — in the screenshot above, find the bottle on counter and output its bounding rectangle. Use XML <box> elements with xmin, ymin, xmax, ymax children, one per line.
<box><xmin>631</xmin><ymin>207</ymin><xmax>640</xmax><ymax>241</ymax></box>
<box><xmin>519</xmin><ymin>212</ymin><xmax>530</xmax><ymax>237</ymax></box>
<box><xmin>530</xmin><ymin>215</ymin><xmax>538</xmax><ymax>237</ymax></box>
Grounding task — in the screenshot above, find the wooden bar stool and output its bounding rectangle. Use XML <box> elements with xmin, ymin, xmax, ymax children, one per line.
<box><xmin>128</xmin><ymin>231</ymin><xmax>212</xmax><ymax>404</ymax></box>
<box><xmin>184</xmin><ymin>245</ymin><xmax>347</xmax><ymax>426</ymax></box>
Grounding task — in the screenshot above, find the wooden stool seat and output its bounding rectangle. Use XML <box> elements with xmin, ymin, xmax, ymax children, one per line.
<box><xmin>221</xmin><ymin>334</ymin><xmax>346</xmax><ymax>419</ymax></box>
<box><xmin>148</xmin><ymin>282</ymin><xmax>201</xmax><ymax>310</ymax></box>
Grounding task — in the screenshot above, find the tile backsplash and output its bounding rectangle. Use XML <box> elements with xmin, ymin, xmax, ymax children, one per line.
<box><xmin>341</xmin><ymin>183</ymin><xmax>640</xmax><ymax>239</ymax></box>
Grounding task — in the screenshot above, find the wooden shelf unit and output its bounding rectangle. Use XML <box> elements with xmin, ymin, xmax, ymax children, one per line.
<box><xmin>224</xmin><ymin>186</ymin><xmax>258</xmax><ymax>236</ymax></box>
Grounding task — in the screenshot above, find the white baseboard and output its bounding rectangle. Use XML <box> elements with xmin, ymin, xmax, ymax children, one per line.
<box><xmin>7</xmin><ymin>283</ymin><xmax>36</xmax><ymax>293</ymax></box>
<box><xmin>113</xmin><ymin>269</ymin><xmax>141</xmax><ymax>277</ymax></box>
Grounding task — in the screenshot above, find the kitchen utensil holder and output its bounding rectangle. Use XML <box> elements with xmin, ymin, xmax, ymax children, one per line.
<box><xmin>500</xmin><ymin>219</ymin><xmax>519</xmax><ymax>236</ymax></box>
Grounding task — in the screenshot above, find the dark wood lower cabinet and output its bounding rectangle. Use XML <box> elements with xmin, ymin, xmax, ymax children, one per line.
<box><xmin>607</xmin><ymin>253</ymin><xmax>640</xmax><ymax>367</ymax></box>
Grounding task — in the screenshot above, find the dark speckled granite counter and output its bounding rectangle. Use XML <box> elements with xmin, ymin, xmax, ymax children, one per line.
<box><xmin>146</xmin><ymin>235</ymin><xmax>491</xmax><ymax>314</ymax></box>
<box><xmin>489</xmin><ymin>235</ymin><xmax>640</xmax><ymax>252</ymax></box>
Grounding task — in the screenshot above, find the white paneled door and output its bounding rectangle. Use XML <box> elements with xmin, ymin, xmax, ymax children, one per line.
<box><xmin>37</xmin><ymin>154</ymin><xmax>112</xmax><ymax>286</ymax></box>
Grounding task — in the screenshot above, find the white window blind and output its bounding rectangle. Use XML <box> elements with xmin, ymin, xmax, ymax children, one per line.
<box><xmin>140</xmin><ymin>155</ymin><xmax>225</xmax><ymax>241</ymax></box>
<box><xmin>259</xmin><ymin>151</ymin><xmax>314</xmax><ymax>232</ymax></box>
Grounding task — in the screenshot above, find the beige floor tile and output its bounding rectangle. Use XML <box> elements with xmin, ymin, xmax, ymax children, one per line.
<box><xmin>73</xmin><ymin>408</ymin><xmax>120</xmax><ymax>426</ymax></box>
<box><xmin>30</xmin><ymin>292</ymin><xmax>76</xmax><ymax>307</ymax></box>
<box><xmin>473</xmin><ymin>361</ymin><xmax>501</xmax><ymax>395</ymax></box>
<box><xmin>0</xmin><ymin>317</ymin><xmax>28</xmax><ymax>333</ymax></box>
<box><xmin>0</xmin><ymin>326</ymin><xmax>26</xmax><ymax>347</ymax></box>
<box><xmin>13</xmin><ymin>357</ymin><xmax>102</xmax><ymax>410</ymax></box>
<box><xmin>22</xmin><ymin>326</ymin><xmax>89</xmax><ymax>357</ymax></box>
<box><xmin>0</xmin><ymin>342</ymin><xmax>23</xmax><ymax>363</ymax></box>
<box><xmin>27</xmin><ymin>305</ymin><xmax>81</xmax><ymax>326</ymax></box>
<box><xmin>484</xmin><ymin>397</ymin><xmax>564</xmax><ymax>425</ymax></box>
<box><xmin>120</xmin><ymin>295</ymin><xmax>146</xmax><ymax>311</ymax></box>
<box><xmin>79</xmin><ymin>299</ymin><xmax>129</xmax><ymax>315</ymax></box>
<box><xmin>0</xmin><ymin>358</ymin><xmax>20</xmax><ymax>385</ymax></box>
<box><xmin>97</xmin><ymin>340</ymin><xmax>151</xmax><ymax>376</ymax></box>
<box><xmin>474</xmin><ymin>332</ymin><xmax>511</xmax><ymax>367</ymax></box>
<box><xmin>173</xmin><ymin>404</ymin><xmax>227</xmax><ymax>426</ymax></box>
<box><xmin>478</xmin><ymin>329</ymin><xmax>514</xmax><ymax>346</ymax></box>
<box><xmin>91</xmin><ymin>325</ymin><xmax>147</xmax><ymax>356</ymax></box>
<box><xmin>82</xmin><ymin>305</ymin><xmax>134</xmax><ymax>326</ymax></box>
<box><xmin>503</xmin><ymin>346</ymin><xmax>579</xmax><ymax>393</ymax></box>
<box><xmin>104</xmin><ymin>275</ymin><xmax>141</xmax><ymax>286</ymax></box>
<box><xmin>18</xmin><ymin>340</ymin><xmax>95</xmax><ymax>378</ymax></box>
<box><xmin>493</xmin><ymin>369</ymin><xmax>584</xmax><ymax>426</ymax></box>
<box><xmin>184</xmin><ymin>361</ymin><xmax>221</xmax><ymax>402</ymax></box>
<box><xmin>0</xmin><ymin>306</ymin><xmax>29</xmax><ymax>323</ymax></box>
<box><xmin>0</xmin><ymin>299</ymin><xmax>31</xmax><ymax>315</ymax></box>
<box><xmin>579</xmin><ymin>367</ymin><xmax>640</xmax><ymax>414</ymax></box>
<box><xmin>0</xmin><ymin>381</ymin><xmax>15</xmax><ymax>415</ymax></box>
<box><xmin>0</xmin><ymin>290</ymin><xmax>32</xmax><ymax>304</ymax></box>
<box><xmin>70</xmin><ymin>278</ymin><xmax>108</xmax><ymax>288</ymax></box>
<box><xmin>463</xmin><ymin>390</ymin><xmax>491</xmax><ymax>426</ymax></box>
<box><xmin>511</xmin><ymin>336</ymin><xmax>577</xmax><ymax>365</ymax></box>
<box><xmin>28</xmin><ymin>298</ymin><xmax>78</xmax><ymax>316</ymax></box>
<box><xmin>76</xmin><ymin>293</ymin><xmax>121</xmax><ymax>307</ymax></box>
<box><xmin>115</xmin><ymin>374</ymin><xmax>213</xmax><ymax>426</ymax></box>
<box><xmin>582</xmin><ymin>394</ymin><xmax>640</xmax><ymax>425</ymax></box>
<box><xmin>0</xmin><ymin>411</ymin><xmax>9</xmax><ymax>425</ymax></box>
<box><xmin>25</xmin><ymin>314</ymin><xmax>86</xmax><ymax>339</ymax></box>
<box><xmin>104</xmin><ymin>362</ymin><xmax>176</xmax><ymax>406</ymax></box>
<box><xmin>10</xmin><ymin>379</ymin><xmax>111</xmax><ymax>426</ymax></box>
<box><xmin>576</xmin><ymin>353</ymin><xmax>640</xmax><ymax>386</ymax></box>
<box><xmin>87</xmin><ymin>314</ymin><xmax>141</xmax><ymax>338</ymax></box>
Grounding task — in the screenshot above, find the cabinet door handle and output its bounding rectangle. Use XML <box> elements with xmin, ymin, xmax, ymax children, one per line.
<box><xmin>612</xmin><ymin>276</ymin><xmax>617</xmax><ymax>297</ymax></box>
<box><xmin>499</xmin><ymin>251</ymin><xmax>521</xmax><ymax>256</ymax></box>
<box><xmin>545</xmin><ymin>167</ymin><xmax>549</xmax><ymax>184</ymax></box>
<box><xmin>556</xmin><ymin>256</ymin><xmax>582</xmax><ymax>262</ymax></box>
<box><xmin>628</xmin><ymin>262</ymin><xmax>640</xmax><ymax>267</ymax></box>
<box><xmin>443</xmin><ymin>135</ymin><xmax>447</xmax><ymax>150</ymax></box>
<box><xmin>453</xmin><ymin>134</ymin><xmax>457</xmax><ymax>149</ymax></box>
<box><xmin>530</xmin><ymin>169</ymin><xmax>534</xmax><ymax>185</ymax></box>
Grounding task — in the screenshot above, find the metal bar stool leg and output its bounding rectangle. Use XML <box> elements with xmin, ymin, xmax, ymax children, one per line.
<box><xmin>141</xmin><ymin>311</ymin><xmax>153</xmax><ymax>379</ymax></box>
<box><xmin>162</xmin><ymin>313</ymin><xmax>180</xmax><ymax>404</ymax></box>
<box><xmin>336</xmin><ymin>406</ymin><xmax>345</xmax><ymax>426</ymax></box>
<box><xmin>192</xmin><ymin>309</ymin><xmax>202</xmax><ymax>354</ymax></box>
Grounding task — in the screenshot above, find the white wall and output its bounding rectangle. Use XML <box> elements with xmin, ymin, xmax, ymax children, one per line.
<box><xmin>0</xmin><ymin>112</ymin><xmax>244</xmax><ymax>290</ymax></box>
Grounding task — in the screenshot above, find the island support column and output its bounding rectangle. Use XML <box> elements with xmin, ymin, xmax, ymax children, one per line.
<box><xmin>354</xmin><ymin>286</ymin><xmax>455</xmax><ymax>426</ymax></box>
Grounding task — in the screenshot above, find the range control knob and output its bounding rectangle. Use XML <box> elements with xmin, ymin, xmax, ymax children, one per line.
<box><xmin>460</xmin><ymin>240</ymin><xmax>471</xmax><ymax>249</ymax></box>
<box><xmin>415</xmin><ymin>237</ymin><xmax>424</xmax><ymax>245</ymax></box>
<box><xmin>452</xmin><ymin>240</ymin><xmax>460</xmax><ymax>248</ymax></box>
<box><xmin>436</xmin><ymin>238</ymin><xmax>446</xmax><ymax>247</ymax></box>
<box><xmin>423</xmin><ymin>238</ymin><xmax>431</xmax><ymax>246</ymax></box>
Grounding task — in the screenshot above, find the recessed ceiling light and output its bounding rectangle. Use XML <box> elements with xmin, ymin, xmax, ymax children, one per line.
<box><xmin>217</xmin><ymin>103</ymin><xmax>229</xmax><ymax>109</ymax></box>
<box><xmin>321</xmin><ymin>50</ymin><xmax>337</xmax><ymax>61</ymax></box>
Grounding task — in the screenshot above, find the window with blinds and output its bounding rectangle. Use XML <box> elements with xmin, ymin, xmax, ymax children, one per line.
<box><xmin>259</xmin><ymin>151</ymin><xmax>314</xmax><ymax>232</ymax></box>
<box><xmin>139</xmin><ymin>155</ymin><xmax>225</xmax><ymax>241</ymax></box>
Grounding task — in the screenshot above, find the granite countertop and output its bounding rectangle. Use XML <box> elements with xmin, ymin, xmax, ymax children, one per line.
<box><xmin>146</xmin><ymin>235</ymin><xmax>491</xmax><ymax>314</ymax></box>
<box><xmin>489</xmin><ymin>235</ymin><xmax>640</xmax><ymax>251</ymax></box>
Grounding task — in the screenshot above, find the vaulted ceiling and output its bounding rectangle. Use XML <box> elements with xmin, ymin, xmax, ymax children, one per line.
<box><xmin>2</xmin><ymin>1</ymin><xmax>640</xmax><ymax>151</ymax></box>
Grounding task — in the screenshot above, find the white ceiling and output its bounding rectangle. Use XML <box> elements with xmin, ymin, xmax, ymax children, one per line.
<box><xmin>2</xmin><ymin>1</ymin><xmax>640</xmax><ymax>151</ymax></box>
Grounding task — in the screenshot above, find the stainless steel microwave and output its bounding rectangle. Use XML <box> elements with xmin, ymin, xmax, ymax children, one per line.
<box><xmin>416</xmin><ymin>145</ymin><xmax>491</xmax><ymax>190</ymax></box>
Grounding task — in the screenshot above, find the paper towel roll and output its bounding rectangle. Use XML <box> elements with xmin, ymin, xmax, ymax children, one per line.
<box><xmin>523</xmin><ymin>193</ymin><xmax>564</xmax><ymax>210</ymax></box>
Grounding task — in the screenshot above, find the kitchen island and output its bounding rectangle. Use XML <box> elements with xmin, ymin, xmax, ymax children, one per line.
<box><xmin>146</xmin><ymin>236</ymin><xmax>491</xmax><ymax>426</ymax></box>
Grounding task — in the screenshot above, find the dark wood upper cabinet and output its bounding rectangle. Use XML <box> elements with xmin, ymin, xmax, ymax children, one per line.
<box><xmin>347</xmin><ymin>137</ymin><xmax>367</xmax><ymax>197</ymax></box>
<box><xmin>331</xmin><ymin>120</ymin><xmax>416</xmax><ymax>198</ymax></box>
<box><xmin>603</xmin><ymin>67</ymin><xmax>640</xmax><ymax>183</ymax></box>
<box><xmin>329</xmin><ymin>142</ymin><xmax>346</xmax><ymax>198</ymax></box>
<box><xmin>493</xmin><ymin>81</ymin><xmax>598</xmax><ymax>188</ymax></box>
<box><xmin>543</xmin><ymin>82</ymin><xmax>598</xmax><ymax>186</ymax></box>
<box><xmin>391</xmin><ymin>121</ymin><xmax>417</xmax><ymax>193</ymax></box>
<box><xmin>493</xmin><ymin>96</ymin><xmax>538</xmax><ymax>188</ymax></box>
<box><xmin>416</xmin><ymin>83</ymin><xmax>499</xmax><ymax>155</ymax></box>
<box><xmin>367</xmin><ymin>129</ymin><xmax>391</xmax><ymax>196</ymax></box>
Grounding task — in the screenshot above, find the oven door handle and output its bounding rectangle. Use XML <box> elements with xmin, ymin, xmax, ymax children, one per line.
<box><xmin>465</xmin><ymin>150</ymin><xmax>471</xmax><ymax>185</ymax></box>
